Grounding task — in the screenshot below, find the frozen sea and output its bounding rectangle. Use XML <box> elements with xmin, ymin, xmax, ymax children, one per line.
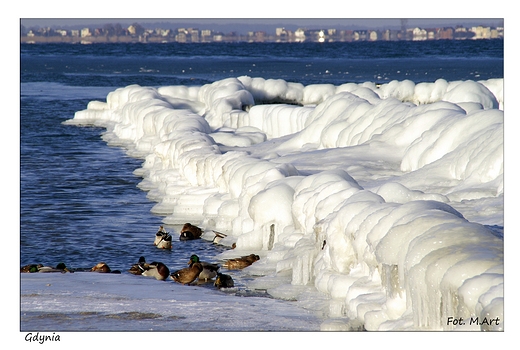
<box><xmin>19</xmin><ymin>40</ymin><xmax>504</xmax><ymax>341</ymax></box>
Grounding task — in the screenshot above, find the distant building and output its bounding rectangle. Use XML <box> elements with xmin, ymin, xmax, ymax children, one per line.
<box><xmin>353</xmin><ymin>30</ymin><xmax>368</xmax><ymax>41</ymax></box>
<box><xmin>382</xmin><ymin>29</ymin><xmax>399</xmax><ymax>41</ymax></box>
<box><xmin>276</xmin><ymin>27</ymin><xmax>286</xmax><ymax>36</ymax></box>
<box><xmin>80</xmin><ymin>28</ymin><xmax>91</xmax><ymax>37</ymax></box>
<box><xmin>295</xmin><ymin>28</ymin><xmax>306</xmax><ymax>42</ymax></box>
<box><xmin>341</xmin><ymin>30</ymin><xmax>354</xmax><ymax>42</ymax></box>
<box><xmin>439</xmin><ymin>27</ymin><xmax>454</xmax><ymax>40</ymax></box>
<box><xmin>426</xmin><ymin>28</ymin><xmax>438</xmax><ymax>40</ymax></box>
<box><xmin>368</xmin><ymin>30</ymin><xmax>379</xmax><ymax>41</ymax></box>
<box><xmin>454</xmin><ymin>26</ymin><xmax>469</xmax><ymax>39</ymax></box>
<box><xmin>472</xmin><ymin>26</ymin><xmax>491</xmax><ymax>39</ymax></box>
<box><xmin>200</xmin><ymin>29</ymin><xmax>212</xmax><ymax>42</ymax></box>
<box><xmin>412</xmin><ymin>27</ymin><xmax>427</xmax><ymax>41</ymax></box>
<box><xmin>176</xmin><ymin>29</ymin><xmax>187</xmax><ymax>43</ymax></box>
<box><xmin>318</xmin><ymin>30</ymin><xmax>326</xmax><ymax>42</ymax></box>
<box><xmin>254</xmin><ymin>31</ymin><xmax>266</xmax><ymax>42</ymax></box>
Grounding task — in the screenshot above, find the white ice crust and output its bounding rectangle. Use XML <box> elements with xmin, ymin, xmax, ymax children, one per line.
<box><xmin>66</xmin><ymin>76</ymin><xmax>503</xmax><ymax>331</ymax></box>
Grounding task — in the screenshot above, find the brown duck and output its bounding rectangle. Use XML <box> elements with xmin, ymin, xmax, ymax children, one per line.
<box><xmin>170</xmin><ymin>262</ymin><xmax>203</xmax><ymax>285</ymax></box>
<box><xmin>92</xmin><ymin>262</ymin><xmax>111</xmax><ymax>273</ymax></box>
<box><xmin>223</xmin><ymin>254</ymin><xmax>260</xmax><ymax>269</ymax></box>
<box><xmin>179</xmin><ymin>223</ymin><xmax>202</xmax><ymax>241</ymax></box>
<box><xmin>91</xmin><ymin>262</ymin><xmax>121</xmax><ymax>273</ymax></box>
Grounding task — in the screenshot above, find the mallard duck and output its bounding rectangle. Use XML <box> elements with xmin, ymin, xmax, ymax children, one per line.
<box><xmin>214</xmin><ymin>272</ymin><xmax>234</xmax><ymax>288</ymax></box>
<box><xmin>128</xmin><ymin>256</ymin><xmax>147</xmax><ymax>275</ymax></box>
<box><xmin>92</xmin><ymin>262</ymin><xmax>111</xmax><ymax>273</ymax></box>
<box><xmin>141</xmin><ymin>261</ymin><xmax>170</xmax><ymax>281</ymax></box>
<box><xmin>212</xmin><ymin>231</ymin><xmax>227</xmax><ymax>244</ymax></box>
<box><xmin>170</xmin><ymin>262</ymin><xmax>203</xmax><ymax>285</ymax></box>
<box><xmin>179</xmin><ymin>223</ymin><xmax>202</xmax><ymax>241</ymax></box>
<box><xmin>90</xmin><ymin>262</ymin><xmax>120</xmax><ymax>273</ymax></box>
<box><xmin>223</xmin><ymin>254</ymin><xmax>260</xmax><ymax>269</ymax></box>
<box><xmin>156</xmin><ymin>232</ymin><xmax>172</xmax><ymax>249</ymax></box>
<box><xmin>154</xmin><ymin>226</ymin><xmax>167</xmax><ymax>245</ymax></box>
<box><xmin>37</xmin><ymin>263</ymin><xmax>73</xmax><ymax>273</ymax></box>
<box><xmin>188</xmin><ymin>255</ymin><xmax>219</xmax><ymax>281</ymax></box>
<box><xmin>21</xmin><ymin>264</ymin><xmax>43</xmax><ymax>273</ymax></box>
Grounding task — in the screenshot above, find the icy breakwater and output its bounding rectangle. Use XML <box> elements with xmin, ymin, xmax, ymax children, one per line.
<box><xmin>66</xmin><ymin>77</ymin><xmax>503</xmax><ymax>331</ymax></box>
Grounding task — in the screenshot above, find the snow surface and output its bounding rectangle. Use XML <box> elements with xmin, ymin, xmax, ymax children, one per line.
<box><xmin>64</xmin><ymin>76</ymin><xmax>503</xmax><ymax>331</ymax></box>
<box><xmin>21</xmin><ymin>272</ymin><xmax>322</xmax><ymax>331</ymax></box>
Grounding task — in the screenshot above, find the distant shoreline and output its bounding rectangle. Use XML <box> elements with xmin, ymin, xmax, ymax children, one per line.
<box><xmin>20</xmin><ymin>36</ymin><xmax>504</xmax><ymax>44</ymax></box>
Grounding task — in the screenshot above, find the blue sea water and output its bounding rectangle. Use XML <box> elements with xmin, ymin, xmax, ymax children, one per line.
<box><xmin>20</xmin><ymin>41</ymin><xmax>503</xmax><ymax>324</ymax></box>
<box><xmin>21</xmin><ymin>40</ymin><xmax>503</xmax><ymax>88</ymax></box>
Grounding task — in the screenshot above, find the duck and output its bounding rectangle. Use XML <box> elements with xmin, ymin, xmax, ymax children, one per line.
<box><xmin>223</xmin><ymin>254</ymin><xmax>260</xmax><ymax>269</ymax></box>
<box><xmin>92</xmin><ymin>262</ymin><xmax>111</xmax><ymax>273</ymax></box>
<box><xmin>188</xmin><ymin>255</ymin><xmax>219</xmax><ymax>281</ymax></box>
<box><xmin>141</xmin><ymin>261</ymin><xmax>170</xmax><ymax>281</ymax></box>
<box><xmin>91</xmin><ymin>262</ymin><xmax>121</xmax><ymax>273</ymax></box>
<box><xmin>212</xmin><ymin>231</ymin><xmax>227</xmax><ymax>244</ymax></box>
<box><xmin>214</xmin><ymin>272</ymin><xmax>234</xmax><ymax>288</ymax></box>
<box><xmin>154</xmin><ymin>226</ymin><xmax>167</xmax><ymax>245</ymax></box>
<box><xmin>37</xmin><ymin>263</ymin><xmax>73</xmax><ymax>273</ymax></box>
<box><xmin>156</xmin><ymin>232</ymin><xmax>172</xmax><ymax>249</ymax></box>
<box><xmin>179</xmin><ymin>223</ymin><xmax>202</xmax><ymax>241</ymax></box>
<box><xmin>170</xmin><ymin>262</ymin><xmax>203</xmax><ymax>285</ymax></box>
<box><xmin>20</xmin><ymin>264</ymin><xmax>43</xmax><ymax>273</ymax></box>
<box><xmin>128</xmin><ymin>256</ymin><xmax>148</xmax><ymax>275</ymax></box>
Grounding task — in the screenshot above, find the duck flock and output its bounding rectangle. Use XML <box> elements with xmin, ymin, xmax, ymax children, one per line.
<box><xmin>21</xmin><ymin>223</ymin><xmax>260</xmax><ymax>290</ymax></box>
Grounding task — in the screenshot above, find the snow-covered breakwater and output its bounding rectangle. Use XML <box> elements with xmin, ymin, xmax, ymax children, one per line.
<box><xmin>66</xmin><ymin>76</ymin><xmax>503</xmax><ymax>331</ymax></box>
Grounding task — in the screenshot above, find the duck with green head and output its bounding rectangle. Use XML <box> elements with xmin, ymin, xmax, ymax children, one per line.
<box><xmin>128</xmin><ymin>256</ymin><xmax>147</xmax><ymax>275</ymax></box>
<box><xmin>20</xmin><ymin>264</ymin><xmax>43</xmax><ymax>273</ymax></box>
<box><xmin>188</xmin><ymin>255</ymin><xmax>219</xmax><ymax>281</ymax></box>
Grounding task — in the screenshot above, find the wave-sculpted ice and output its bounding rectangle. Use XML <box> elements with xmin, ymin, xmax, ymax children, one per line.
<box><xmin>66</xmin><ymin>76</ymin><xmax>503</xmax><ymax>331</ymax></box>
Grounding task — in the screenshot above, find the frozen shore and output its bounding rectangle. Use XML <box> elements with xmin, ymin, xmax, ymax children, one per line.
<box><xmin>64</xmin><ymin>76</ymin><xmax>503</xmax><ymax>331</ymax></box>
<box><xmin>21</xmin><ymin>272</ymin><xmax>322</xmax><ymax>331</ymax></box>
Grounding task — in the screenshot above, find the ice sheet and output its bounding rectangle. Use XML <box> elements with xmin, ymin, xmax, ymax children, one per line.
<box><xmin>21</xmin><ymin>272</ymin><xmax>322</xmax><ymax>331</ymax></box>
<box><xmin>64</xmin><ymin>76</ymin><xmax>504</xmax><ymax>331</ymax></box>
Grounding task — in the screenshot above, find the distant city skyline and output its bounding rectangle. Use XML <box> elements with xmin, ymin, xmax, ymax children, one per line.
<box><xmin>20</xmin><ymin>18</ymin><xmax>503</xmax><ymax>34</ymax></box>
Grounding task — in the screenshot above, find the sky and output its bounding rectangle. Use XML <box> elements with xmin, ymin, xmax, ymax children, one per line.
<box><xmin>15</xmin><ymin>0</ymin><xmax>507</xmax><ymax>33</ymax></box>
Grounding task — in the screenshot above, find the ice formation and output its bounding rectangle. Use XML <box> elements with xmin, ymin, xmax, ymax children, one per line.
<box><xmin>66</xmin><ymin>76</ymin><xmax>503</xmax><ymax>331</ymax></box>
